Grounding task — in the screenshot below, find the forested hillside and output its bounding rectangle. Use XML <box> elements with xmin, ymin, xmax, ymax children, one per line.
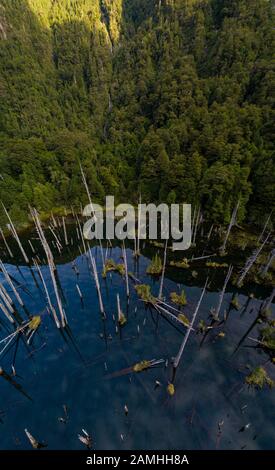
<box><xmin>0</xmin><ymin>0</ymin><xmax>274</xmax><ymax>227</ymax></box>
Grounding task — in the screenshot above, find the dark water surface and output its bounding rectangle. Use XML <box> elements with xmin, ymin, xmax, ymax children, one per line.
<box><xmin>0</xmin><ymin>231</ymin><xmax>274</xmax><ymax>450</ymax></box>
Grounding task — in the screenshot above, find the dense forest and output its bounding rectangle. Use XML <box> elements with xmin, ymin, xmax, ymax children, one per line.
<box><xmin>0</xmin><ymin>0</ymin><xmax>274</xmax><ymax>228</ymax></box>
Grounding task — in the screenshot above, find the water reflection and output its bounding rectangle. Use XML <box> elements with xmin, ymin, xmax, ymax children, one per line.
<box><xmin>0</xmin><ymin>238</ymin><xmax>274</xmax><ymax>450</ymax></box>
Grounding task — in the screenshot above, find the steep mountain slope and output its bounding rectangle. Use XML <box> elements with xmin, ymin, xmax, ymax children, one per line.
<box><xmin>0</xmin><ymin>0</ymin><xmax>274</xmax><ymax>226</ymax></box>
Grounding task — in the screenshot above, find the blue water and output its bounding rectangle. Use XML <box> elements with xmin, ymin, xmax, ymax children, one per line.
<box><xmin>0</xmin><ymin>243</ymin><xmax>274</xmax><ymax>450</ymax></box>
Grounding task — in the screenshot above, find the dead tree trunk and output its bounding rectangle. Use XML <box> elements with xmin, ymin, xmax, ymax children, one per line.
<box><xmin>80</xmin><ymin>163</ymin><xmax>104</xmax><ymax>267</ymax></box>
<box><xmin>173</xmin><ymin>278</ymin><xmax>208</xmax><ymax>371</ymax></box>
<box><xmin>213</xmin><ymin>265</ymin><xmax>233</xmax><ymax>320</ymax></box>
<box><xmin>220</xmin><ymin>199</ymin><xmax>240</xmax><ymax>254</ymax></box>
<box><xmin>158</xmin><ymin>240</ymin><xmax>168</xmax><ymax>300</ymax></box>
<box><xmin>262</xmin><ymin>249</ymin><xmax>275</xmax><ymax>276</ymax></box>
<box><xmin>0</xmin><ymin>260</ymin><xmax>24</xmax><ymax>307</ymax></box>
<box><xmin>0</xmin><ymin>227</ymin><xmax>13</xmax><ymax>258</ymax></box>
<box><xmin>31</xmin><ymin>208</ymin><xmax>66</xmax><ymax>327</ymax></box>
<box><xmin>89</xmin><ymin>251</ymin><xmax>105</xmax><ymax>318</ymax></box>
<box><xmin>237</xmin><ymin>232</ymin><xmax>270</xmax><ymax>287</ymax></box>
<box><xmin>2</xmin><ymin>204</ymin><xmax>28</xmax><ymax>263</ymax></box>
<box><xmin>122</xmin><ymin>242</ymin><xmax>130</xmax><ymax>298</ymax></box>
<box><xmin>258</xmin><ymin>211</ymin><xmax>273</xmax><ymax>244</ymax></box>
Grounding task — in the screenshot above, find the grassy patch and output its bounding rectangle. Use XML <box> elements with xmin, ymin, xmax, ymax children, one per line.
<box><xmin>146</xmin><ymin>254</ymin><xmax>163</xmax><ymax>275</ymax></box>
<box><xmin>135</xmin><ymin>284</ymin><xmax>156</xmax><ymax>304</ymax></box>
<box><xmin>170</xmin><ymin>290</ymin><xmax>187</xmax><ymax>306</ymax></box>
<box><xmin>246</xmin><ymin>366</ymin><xmax>274</xmax><ymax>389</ymax></box>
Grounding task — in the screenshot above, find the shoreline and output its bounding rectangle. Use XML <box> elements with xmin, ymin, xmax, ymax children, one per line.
<box><xmin>0</xmin><ymin>209</ymin><xmax>274</xmax><ymax>292</ymax></box>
